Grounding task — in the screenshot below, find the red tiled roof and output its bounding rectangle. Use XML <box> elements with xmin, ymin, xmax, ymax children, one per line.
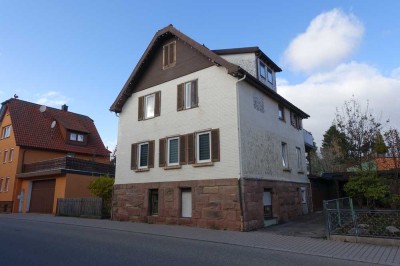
<box><xmin>4</xmin><ymin>98</ymin><xmax>110</xmax><ymax>157</ymax></box>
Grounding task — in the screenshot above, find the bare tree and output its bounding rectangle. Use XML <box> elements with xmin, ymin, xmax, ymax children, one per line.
<box><xmin>335</xmin><ymin>96</ymin><xmax>383</xmax><ymax>170</ymax></box>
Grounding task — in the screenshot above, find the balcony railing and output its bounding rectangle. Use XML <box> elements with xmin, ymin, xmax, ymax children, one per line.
<box><xmin>303</xmin><ymin>129</ymin><xmax>314</xmax><ymax>150</ymax></box>
<box><xmin>22</xmin><ymin>157</ymin><xmax>115</xmax><ymax>176</ymax></box>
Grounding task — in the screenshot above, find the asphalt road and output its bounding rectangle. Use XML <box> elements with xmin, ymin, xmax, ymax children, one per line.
<box><xmin>0</xmin><ymin>218</ymin><xmax>372</xmax><ymax>266</ymax></box>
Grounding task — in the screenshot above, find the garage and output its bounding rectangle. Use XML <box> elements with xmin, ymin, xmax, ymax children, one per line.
<box><xmin>29</xmin><ymin>179</ymin><xmax>56</xmax><ymax>213</ymax></box>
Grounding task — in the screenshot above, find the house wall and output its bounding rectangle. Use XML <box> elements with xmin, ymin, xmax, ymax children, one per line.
<box><xmin>113</xmin><ymin>178</ymin><xmax>242</xmax><ymax>230</ymax></box>
<box><xmin>376</xmin><ymin>157</ymin><xmax>400</xmax><ymax>171</ymax></box>
<box><xmin>0</xmin><ymin>109</ymin><xmax>19</xmax><ymax>210</ymax></box>
<box><xmin>237</xmin><ymin>81</ymin><xmax>309</xmax><ymax>184</ymax></box>
<box><xmin>219</xmin><ymin>53</ymin><xmax>257</xmax><ymax>78</ymax></box>
<box><xmin>116</xmin><ymin>66</ymin><xmax>240</xmax><ymax>184</ymax></box>
<box><xmin>242</xmin><ymin>179</ymin><xmax>312</xmax><ymax>230</ymax></box>
<box><xmin>65</xmin><ymin>174</ymin><xmax>95</xmax><ymax>198</ymax></box>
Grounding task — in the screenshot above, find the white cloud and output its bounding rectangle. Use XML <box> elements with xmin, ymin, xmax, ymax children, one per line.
<box><xmin>390</xmin><ymin>67</ymin><xmax>400</xmax><ymax>79</ymax></box>
<box><xmin>282</xmin><ymin>8</ymin><xmax>364</xmax><ymax>73</ymax></box>
<box><xmin>35</xmin><ymin>91</ymin><xmax>70</xmax><ymax>107</ymax></box>
<box><xmin>279</xmin><ymin>62</ymin><xmax>400</xmax><ymax>146</ymax></box>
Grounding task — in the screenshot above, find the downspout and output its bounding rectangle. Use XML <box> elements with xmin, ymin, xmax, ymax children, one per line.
<box><xmin>235</xmin><ymin>74</ymin><xmax>246</xmax><ymax>231</ymax></box>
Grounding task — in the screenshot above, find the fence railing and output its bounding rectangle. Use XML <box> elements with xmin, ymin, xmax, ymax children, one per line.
<box><xmin>56</xmin><ymin>198</ymin><xmax>103</xmax><ymax>218</ymax></box>
<box><xmin>22</xmin><ymin>157</ymin><xmax>115</xmax><ymax>176</ymax></box>
<box><xmin>324</xmin><ymin>197</ymin><xmax>400</xmax><ymax>239</ymax></box>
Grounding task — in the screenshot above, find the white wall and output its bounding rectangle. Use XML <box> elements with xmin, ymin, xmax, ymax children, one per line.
<box><xmin>116</xmin><ymin>66</ymin><xmax>240</xmax><ymax>184</ymax></box>
<box><xmin>219</xmin><ymin>53</ymin><xmax>257</xmax><ymax>78</ymax></box>
<box><xmin>237</xmin><ymin>81</ymin><xmax>309</xmax><ymax>183</ymax></box>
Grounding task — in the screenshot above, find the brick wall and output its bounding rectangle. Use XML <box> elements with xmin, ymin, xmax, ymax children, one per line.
<box><xmin>376</xmin><ymin>157</ymin><xmax>400</xmax><ymax>171</ymax></box>
<box><xmin>242</xmin><ymin>179</ymin><xmax>312</xmax><ymax>231</ymax></box>
<box><xmin>113</xmin><ymin>178</ymin><xmax>242</xmax><ymax>231</ymax></box>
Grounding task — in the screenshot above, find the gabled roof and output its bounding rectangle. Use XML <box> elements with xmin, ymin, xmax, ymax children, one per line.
<box><xmin>110</xmin><ymin>25</ymin><xmax>309</xmax><ymax>118</ymax></box>
<box><xmin>212</xmin><ymin>47</ymin><xmax>282</xmax><ymax>72</ymax></box>
<box><xmin>2</xmin><ymin>98</ymin><xmax>110</xmax><ymax>156</ymax></box>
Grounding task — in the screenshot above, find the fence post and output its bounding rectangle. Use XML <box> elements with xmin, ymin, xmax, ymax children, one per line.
<box><xmin>323</xmin><ymin>200</ymin><xmax>330</xmax><ymax>240</ymax></box>
<box><xmin>349</xmin><ymin>197</ymin><xmax>359</xmax><ymax>236</ymax></box>
<box><xmin>56</xmin><ymin>198</ymin><xmax>59</xmax><ymax>216</ymax></box>
<box><xmin>336</xmin><ymin>200</ymin><xmax>341</xmax><ymax>227</ymax></box>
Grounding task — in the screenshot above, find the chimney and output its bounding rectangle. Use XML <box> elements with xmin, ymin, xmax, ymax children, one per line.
<box><xmin>61</xmin><ymin>104</ymin><xmax>68</xmax><ymax>111</ymax></box>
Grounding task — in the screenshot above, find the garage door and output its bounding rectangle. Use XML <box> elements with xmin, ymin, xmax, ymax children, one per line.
<box><xmin>30</xmin><ymin>179</ymin><xmax>56</xmax><ymax>214</ymax></box>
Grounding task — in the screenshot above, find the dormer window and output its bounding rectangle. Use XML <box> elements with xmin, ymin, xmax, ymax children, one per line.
<box><xmin>259</xmin><ymin>62</ymin><xmax>266</xmax><ymax>80</ymax></box>
<box><xmin>267</xmin><ymin>68</ymin><xmax>273</xmax><ymax>84</ymax></box>
<box><xmin>68</xmin><ymin>131</ymin><xmax>87</xmax><ymax>145</ymax></box>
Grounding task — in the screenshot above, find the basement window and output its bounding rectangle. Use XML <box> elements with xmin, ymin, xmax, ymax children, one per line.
<box><xmin>149</xmin><ymin>189</ymin><xmax>159</xmax><ymax>215</ymax></box>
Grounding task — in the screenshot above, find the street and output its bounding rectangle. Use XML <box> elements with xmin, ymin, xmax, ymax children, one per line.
<box><xmin>0</xmin><ymin>217</ymin><xmax>372</xmax><ymax>266</ymax></box>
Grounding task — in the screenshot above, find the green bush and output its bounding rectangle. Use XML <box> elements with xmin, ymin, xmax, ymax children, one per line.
<box><xmin>344</xmin><ymin>170</ymin><xmax>390</xmax><ymax>208</ymax></box>
<box><xmin>88</xmin><ymin>176</ymin><xmax>114</xmax><ymax>217</ymax></box>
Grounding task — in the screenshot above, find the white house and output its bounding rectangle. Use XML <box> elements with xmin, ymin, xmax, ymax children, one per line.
<box><xmin>110</xmin><ymin>25</ymin><xmax>312</xmax><ymax>231</ymax></box>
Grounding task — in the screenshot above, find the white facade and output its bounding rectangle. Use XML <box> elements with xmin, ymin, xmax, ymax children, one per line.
<box><xmin>237</xmin><ymin>81</ymin><xmax>308</xmax><ymax>183</ymax></box>
<box><xmin>116</xmin><ymin>64</ymin><xmax>308</xmax><ymax>186</ymax></box>
<box><xmin>116</xmin><ymin>66</ymin><xmax>241</xmax><ymax>185</ymax></box>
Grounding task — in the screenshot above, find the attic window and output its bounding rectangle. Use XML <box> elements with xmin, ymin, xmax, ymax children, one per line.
<box><xmin>163</xmin><ymin>41</ymin><xmax>176</xmax><ymax>69</ymax></box>
<box><xmin>1</xmin><ymin>125</ymin><xmax>11</xmax><ymax>139</ymax></box>
<box><xmin>70</xmin><ymin>132</ymin><xmax>85</xmax><ymax>142</ymax></box>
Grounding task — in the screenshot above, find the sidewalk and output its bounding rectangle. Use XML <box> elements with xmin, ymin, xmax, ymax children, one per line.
<box><xmin>1</xmin><ymin>213</ymin><xmax>399</xmax><ymax>265</ymax></box>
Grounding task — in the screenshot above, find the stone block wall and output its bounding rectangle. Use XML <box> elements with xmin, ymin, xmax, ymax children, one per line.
<box><xmin>113</xmin><ymin>178</ymin><xmax>242</xmax><ymax>231</ymax></box>
<box><xmin>242</xmin><ymin>178</ymin><xmax>312</xmax><ymax>231</ymax></box>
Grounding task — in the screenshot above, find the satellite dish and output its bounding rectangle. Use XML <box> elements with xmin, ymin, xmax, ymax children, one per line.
<box><xmin>51</xmin><ymin>121</ymin><xmax>57</xmax><ymax>129</ymax></box>
<box><xmin>39</xmin><ymin>105</ymin><xmax>47</xmax><ymax>113</ymax></box>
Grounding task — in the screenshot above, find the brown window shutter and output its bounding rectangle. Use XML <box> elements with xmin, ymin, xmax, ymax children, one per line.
<box><xmin>148</xmin><ymin>140</ymin><xmax>155</xmax><ymax>168</ymax></box>
<box><xmin>177</xmin><ymin>83</ymin><xmax>184</xmax><ymax>111</ymax></box>
<box><xmin>159</xmin><ymin>138</ymin><xmax>166</xmax><ymax>167</ymax></box>
<box><xmin>191</xmin><ymin>80</ymin><xmax>198</xmax><ymax>107</ymax></box>
<box><xmin>169</xmin><ymin>42</ymin><xmax>175</xmax><ymax>65</ymax></box>
<box><xmin>179</xmin><ymin>135</ymin><xmax>187</xmax><ymax>165</ymax></box>
<box><xmin>155</xmin><ymin>91</ymin><xmax>161</xmax><ymax>117</ymax></box>
<box><xmin>131</xmin><ymin>143</ymin><xmax>138</xmax><ymax>170</ymax></box>
<box><xmin>138</xmin><ymin>96</ymin><xmax>144</xmax><ymax>121</ymax></box>
<box><xmin>163</xmin><ymin>45</ymin><xmax>168</xmax><ymax>68</ymax></box>
<box><xmin>211</xmin><ymin>129</ymin><xmax>220</xmax><ymax>162</ymax></box>
<box><xmin>187</xmin><ymin>133</ymin><xmax>195</xmax><ymax>164</ymax></box>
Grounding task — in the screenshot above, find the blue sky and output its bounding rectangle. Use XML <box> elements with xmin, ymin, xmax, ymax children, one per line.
<box><xmin>1</xmin><ymin>1</ymin><xmax>399</xmax><ymax>149</ymax></box>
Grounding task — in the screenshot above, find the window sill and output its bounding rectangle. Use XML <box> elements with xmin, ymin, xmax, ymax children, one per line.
<box><xmin>193</xmin><ymin>162</ymin><xmax>214</xmax><ymax>167</ymax></box>
<box><xmin>279</xmin><ymin>118</ymin><xmax>286</xmax><ymax>123</ymax></box>
<box><xmin>164</xmin><ymin>165</ymin><xmax>182</xmax><ymax>170</ymax></box>
<box><xmin>282</xmin><ymin>168</ymin><xmax>291</xmax><ymax>172</ymax></box>
<box><xmin>297</xmin><ymin>171</ymin><xmax>305</xmax><ymax>174</ymax></box>
<box><xmin>135</xmin><ymin>168</ymin><xmax>150</xmax><ymax>173</ymax></box>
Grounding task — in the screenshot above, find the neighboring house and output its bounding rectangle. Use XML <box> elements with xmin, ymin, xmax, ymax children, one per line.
<box><xmin>0</xmin><ymin>98</ymin><xmax>113</xmax><ymax>214</ymax></box>
<box><xmin>111</xmin><ymin>25</ymin><xmax>312</xmax><ymax>231</ymax></box>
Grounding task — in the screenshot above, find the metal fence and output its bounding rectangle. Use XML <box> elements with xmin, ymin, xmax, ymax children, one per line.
<box><xmin>324</xmin><ymin>197</ymin><xmax>400</xmax><ymax>239</ymax></box>
<box><xmin>56</xmin><ymin>198</ymin><xmax>103</xmax><ymax>219</ymax></box>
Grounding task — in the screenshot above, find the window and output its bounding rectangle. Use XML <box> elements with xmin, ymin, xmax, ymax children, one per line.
<box><xmin>149</xmin><ymin>189</ymin><xmax>159</xmax><ymax>215</ymax></box>
<box><xmin>138</xmin><ymin>142</ymin><xmax>149</xmax><ymax>169</ymax></box>
<box><xmin>70</xmin><ymin>132</ymin><xmax>85</xmax><ymax>142</ymax></box>
<box><xmin>5</xmin><ymin>177</ymin><xmax>9</xmax><ymax>192</ymax></box>
<box><xmin>138</xmin><ymin>92</ymin><xmax>161</xmax><ymax>121</ymax></box>
<box><xmin>167</xmin><ymin>137</ymin><xmax>179</xmax><ymax>166</ymax></box>
<box><xmin>181</xmin><ymin>188</ymin><xmax>192</xmax><ymax>218</ymax></box>
<box><xmin>267</xmin><ymin>68</ymin><xmax>273</xmax><ymax>84</ymax></box>
<box><xmin>145</xmin><ymin>94</ymin><xmax>155</xmax><ymax>119</ymax></box>
<box><xmin>263</xmin><ymin>189</ymin><xmax>273</xmax><ymax>218</ymax></box>
<box><xmin>163</xmin><ymin>41</ymin><xmax>176</xmax><ymax>69</ymax></box>
<box><xmin>196</xmin><ymin>131</ymin><xmax>211</xmax><ymax>163</ymax></box>
<box><xmin>131</xmin><ymin>141</ymin><xmax>154</xmax><ymax>170</ymax></box>
<box><xmin>0</xmin><ymin>178</ymin><xmax>3</xmax><ymax>192</ymax></box>
<box><xmin>300</xmin><ymin>187</ymin><xmax>307</xmax><ymax>203</ymax></box>
<box><xmin>296</xmin><ymin>147</ymin><xmax>302</xmax><ymax>170</ymax></box>
<box><xmin>1</xmin><ymin>125</ymin><xmax>11</xmax><ymax>139</ymax></box>
<box><xmin>259</xmin><ymin>62</ymin><xmax>266</xmax><ymax>79</ymax></box>
<box><xmin>290</xmin><ymin>111</ymin><xmax>302</xmax><ymax>129</ymax></box>
<box><xmin>177</xmin><ymin>80</ymin><xmax>198</xmax><ymax>111</ymax></box>
<box><xmin>3</xmin><ymin>150</ymin><xmax>8</xmax><ymax>163</ymax></box>
<box><xmin>281</xmin><ymin>142</ymin><xmax>288</xmax><ymax>168</ymax></box>
<box><xmin>9</xmin><ymin>148</ymin><xmax>14</xmax><ymax>162</ymax></box>
<box><xmin>278</xmin><ymin>105</ymin><xmax>285</xmax><ymax>121</ymax></box>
